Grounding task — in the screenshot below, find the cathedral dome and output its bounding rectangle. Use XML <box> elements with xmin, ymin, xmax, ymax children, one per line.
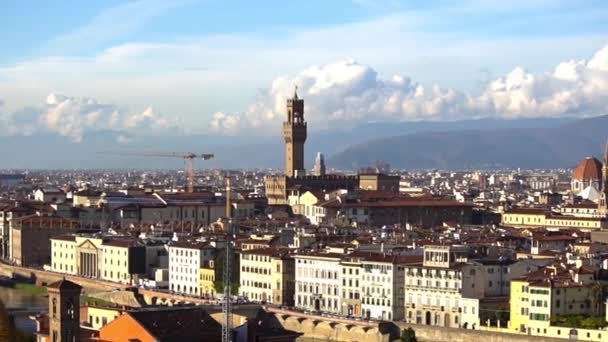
<box><xmin>573</xmin><ymin>157</ymin><xmax>602</xmax><ymax>181</ymax></box>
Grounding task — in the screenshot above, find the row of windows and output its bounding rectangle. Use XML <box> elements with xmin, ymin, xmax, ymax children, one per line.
<box><xmin>241</xmin><ymin>279</ymin><xmax>279</xmax><ymax>289</ymax></box>
<box><xmin>103</xmin><ymin>270</ymin><xmax>129</xmax><ymax>280</ymax></box>
<box><xmin>297</xmin><ymin>282</ymin><xmax>339</xmax><ymax>296</ymax></box>
<box><xmin>531</xmin><ymin>299</ymin><xmax>548</xmax><ymax>307</ymax></box>
<box><xmin>296</xmin><ymin>268</ymin><xmax>339</xmax><ymax>280</ymax></box>
<box><xmin>170</xmin><ymin>283</ymin><xmax>199</xmax><ymax>295</ymax></box>
<box><xmin>241</xmin><ymin>254</ymin><xmax>273</xmax><ymax>262</ymax></box>
<box><xmin>362</xmin><ymin>297</ymin><xmax>391</xmax><ymax>307</ymax></box>
<box><xmin>342</xmin><ymin>279</ymin><xmax>360</xmax><ymax>287</ymax></box>
<box><xmin>241</xmin><ymin>266</ymin><xmax>271</xmax><ymax>275</ymax></box>
<box><xmin>170</xmin><ymin>274</ymin><xmax>198</xmax><ymax>283</ymax></box>
<box><xmin>407</xmin><ymin>278</ymin><xmax>461</xmax><ymax>290</ymax></box>
<box><xmin>342</xmin><ymin>268</ymin><xmax>360</xmax><ymax>275</ymax></box>
<box><xmin>530</xmin><ymin>313</ymin><xmax>549</xmax><ymax>321</ymax></box>
<box><xmin>170</xmin><ymin>249</ymin><xmax>207</xmax><ymax>257</ymax></box>
<box><xmin>53</xmin><ymin>252</ymin><xmax>128</xmax><ymax>267</ymax></box>
<box><xmin>200</xmin><ymin>273</ymin><xmax>214</xmax><ymax>281</ymax></box>
<box><xmin>363</xmin><ymin>286</ymin><xmax>392</xmax><ymax>296</ymax></box>
<box><xmin>170</xmin><ymin>266</ymin><xmax>198</xmax><ymax>274</ymax></box>
<box><xmin>296</xmin><ymin>295</ymin><xmax>339</xmax><ymax>311</ymax></box>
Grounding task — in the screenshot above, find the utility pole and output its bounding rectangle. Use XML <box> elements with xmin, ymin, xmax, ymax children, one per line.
<box><xmin>222</xmin><ymin>175</ymin><xmax>233</xmax><ymax>342</ymax></box>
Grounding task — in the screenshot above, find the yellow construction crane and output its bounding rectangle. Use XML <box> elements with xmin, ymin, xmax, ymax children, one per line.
<box><xmin>100</xmin><ymin>151</ymin><xmax>214</xmax><ymax>192</ymax></box>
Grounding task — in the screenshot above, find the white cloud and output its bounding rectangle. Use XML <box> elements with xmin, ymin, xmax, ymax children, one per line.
<box><xmin>210</xmin><ymin>44</ymin><xmax>608</xmax><ymax>133</ymax></box>
<box><xmin>473</xmin><ymin>45</ymin><xmax>608</xmax><ymax>118</ymax></box>
<box><xmin>0</xmin><ymin>94</ymin><xmax>175</xmax><ymax>142</ymax></box>
<box><xmin>208</xmin><ymin>59</ymin><xmax>467</xmax><ymax>134</ymax></box>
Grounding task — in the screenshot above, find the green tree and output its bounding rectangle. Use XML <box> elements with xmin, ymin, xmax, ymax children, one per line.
<box><xmin>589</xmin><ymin>282</ymin><xmax>608</xmax><ymax>316</ymax></box>
<box><xmin>399</xmin><ymin>327</ymin><xmax>417</xmax><ymax>342</ymax></box>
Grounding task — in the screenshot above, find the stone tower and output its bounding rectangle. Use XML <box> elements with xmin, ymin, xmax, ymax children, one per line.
<box><xmin>48</xmin><ymin>279</ymin><xmax>81</xmax><ymax>342</ymax></box>
<box><xmin>600</xmin><ymin>140</ymin><xmax>608</xmax><ymax>217</ymax></box>
<box><xmin>283</xmin><ymin>88</ymin><xmax>307</xmax><ymax>177</ymax></box>
<box><xmin>312</xmin><ymin>152</ymin><xmax>326</xmax><ymax>176</ymax></box>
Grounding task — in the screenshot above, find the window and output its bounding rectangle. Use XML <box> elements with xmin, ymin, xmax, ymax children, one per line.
<box><xmin>52</xmin><ymin>298</ymin><xmax>57</xmax><ymax>318</ymax></box>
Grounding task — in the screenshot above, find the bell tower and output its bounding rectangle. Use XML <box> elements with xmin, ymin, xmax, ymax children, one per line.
<box><xmin>283</xmin><ymin>87</ymin><xmax>307</xmax><ymax>177</ymax></box>
<box><xmin>599</xmin><ymin>140</ymin><xmax>608</xmax><ymax>217</ymax></box>
<box><xmin>48</xmin><ymin>279</ymin><xmax>81</xmax><ymax>342</ymax></box>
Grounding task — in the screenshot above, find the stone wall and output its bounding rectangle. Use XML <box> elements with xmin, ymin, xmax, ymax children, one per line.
<box><xmin>399</xmin><ymin>324</ymin><xmax>565</xmax><ymax>342</ymax></box>
<box><xmin>0</xmin><ymin>262</ymin><xmax>127</xmax><ymax>292</ymax></box>
<box><xmin>267</xmin><ymin>308</ymin><xmax>398</xmax><ymax>342</ymax></box>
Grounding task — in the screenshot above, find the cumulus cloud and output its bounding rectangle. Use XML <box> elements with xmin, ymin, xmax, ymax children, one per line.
<box><xmin>210</xmin><ymin>45</ymin><xmax>608</xmax><ymax>133</ymax></box>
<box><xmin>473</xmin><ymin>45</ymin><xmax>608</xmax><ymax>118</ymax></box>
<box><xmin>0</xmin><ymin>94</ymin><xmax>175</xmax><ymax>142</ymax></box>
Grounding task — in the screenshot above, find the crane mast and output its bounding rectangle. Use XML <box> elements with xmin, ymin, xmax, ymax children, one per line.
<box><xmin>222</xmin><ymin>175</ymin><xmax>233</xmax><ymax>342</ymax></box>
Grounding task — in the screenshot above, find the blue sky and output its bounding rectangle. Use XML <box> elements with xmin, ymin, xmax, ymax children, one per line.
<box><xmin>1</xmin><ymin>0</ymin><xmax>608</xmax><ymax>141</ymax></box>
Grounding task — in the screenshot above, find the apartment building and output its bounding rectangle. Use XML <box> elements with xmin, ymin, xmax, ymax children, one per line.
<box><xmin>294</xmin><ymin>252</ymin><xmax>342</xmax><ymax>313</ymax></box>
<box><xmin>339</xmin><ymin>254</ymin><xmax>363</xmax><ymax>317</ymax></box>
<box><xmin>200</xmin><ymin>261</ymin><xmax>216</xmax><ymax>298</ymax></box>
<box><xmin>402</xmin><ymin>245</ymin><xmax>540</xmax><ymax>329</ymax></box>
<box><xmin>100</xmin><ymin>239</ymin><xmax>146</xmax><ymax>284</ymax></box>
<box><xmin>12</xmin><ymin>215</ymin><xmax>80</xmax><ymax>266</ymax></box>
<box><xmin>510</xmin><ymin>264</ymin><xmax>597</xmax><ymax>335</ymax></box>
<box><xmin>360</xmin><ymin>254</ymin><xmax>421</xmax><ymax>321</ymax></box>
<box><xmin>239</xmin><ymin>248</ymin><xmax>295</xmax><ymax>305</ymax></box>
<box><xmin>51</xmin><ymin>234</ymin><xmax>149</xmax><ymax>284</ymax></box>
<box><xmin>168</xmin><ymin>240</ymin><xmax>216</xmax><ymax>296</ymax></box>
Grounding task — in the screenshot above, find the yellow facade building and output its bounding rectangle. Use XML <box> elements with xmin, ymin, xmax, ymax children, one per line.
<box><xmin>200</xmin><ymin>262</ymin><xmax>216</xmax><ymax>298</ymax></box>
<box><xmin>82</xmin><ymin>305</ymin><xmax>127</xmax><ymax>330</ymax></box>
<box><xmin>502</xmin><ymin>208</ymin><xmax>606</xmax><ymax>230</ymax></box>
<box><xmin>101</xmin><ymin>239</ymin><xmax>146</xmax><ymax>284</ymax></box>
<box><xmin>239</xmin><ymin>248</ymin><xmax>294</xmax><ymax>305</ymax></box>
<box><xmin>509</xmin><ymin>264</ymin><xmax>605</xmax><ymax>341</ymax></box>
<box><xmin>51</xmin><ymin>234</ymin><xmax>147</xmax><ymax>284</ymax></box>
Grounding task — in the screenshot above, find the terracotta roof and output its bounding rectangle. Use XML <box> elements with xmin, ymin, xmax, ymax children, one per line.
<box><xmin>170</xmin><ymin>240</ymin><xmax>213</xmax><ymax>250</ymax></box>
<box><xmin>126</xmin><ymin>307</ymin><xmax>221</xmax><ymax>340</ymax></box>
<box><xmin>361</xmin><ymin>254</ymin><xmax>423</xmax><ymax>264</ymax></box>
<box><xmin>241</xmin><ymin>248</ymin><xmax>292</xmax><ymax>258</ymax></box>
<box><xmin>103</xmin><ymin>238</ymin><xmax>143</xmax><ymax>248</ymax></box>
<box><xmin>12</xmin><ymin>215</ymin><xmax>79</xmax><ymax>227</ymax></box>
<box><xmin>320</xmin><ymin>198</ymin><xmax>471</xmax><ymax>208</ymax></box>
<box><xmin>573</xmin><ymin>157</ymin><xmax>602</xmax><ymax>181</ymax></box>
<box><xmin>52</xmin><ymin>234</ymin><xmax>77</xmax><ymax>242</ymax></box>
<box><xmin>504</xmin><ymin>208</ymin><xmax>547</xmax><ymax>215</ymax></box>
<box><xmin>533</xmin><ymin>235</ymin><xmax>577</xmax><ymax>242</ymax></box>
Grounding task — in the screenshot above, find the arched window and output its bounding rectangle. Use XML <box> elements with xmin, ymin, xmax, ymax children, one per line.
<box><xmin>66</xmin><ymin>299</ymin><xmax>75</xmax><ymax>319</ymax></box>
<box><xmin>52</xmin><ymin>298</ymin><xmax>57</xmax><ymax>318</ymax></box>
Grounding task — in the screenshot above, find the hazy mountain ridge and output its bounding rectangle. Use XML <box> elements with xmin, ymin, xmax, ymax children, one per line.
<box><xmin>329</xmin><ymin>115</ymin><xmax>608</xmax><ymax>170</ymax></box>
<box><xmin>0</xmin><ymin>116</ymin><xmax>594</xmax><ymax>169</ymax></box>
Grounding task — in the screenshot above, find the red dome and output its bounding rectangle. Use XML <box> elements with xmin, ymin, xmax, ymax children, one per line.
<box><xmin>573</xmin><ymin>157</ymin><xmax>602</xmax><ymax>181</ymax></box>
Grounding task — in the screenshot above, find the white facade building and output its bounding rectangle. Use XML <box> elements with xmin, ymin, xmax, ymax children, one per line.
<box><xmin>168</xmin><ymin>241</ymin><xmax>215</xmax><ymax>296</ymax></box>
<box><xmin>360</xmin><ymin>255</ymin><xmax>419</xmax><ymax>321</ymax></box>
<box><xmin>294</xmin><ymin>253</ymin><xmax>342</xmax><ymax>313</ymax></box>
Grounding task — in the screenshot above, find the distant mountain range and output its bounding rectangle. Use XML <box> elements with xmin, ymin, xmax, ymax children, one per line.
<box><xmin>329</xmin><ymin>115</ymin><xmax>608</xmax><ymax>170</ymax></box>
<box><xmin>0</xmin><ymin>115</ymin><xmax>604</xmax><ymax>170</ymax></box>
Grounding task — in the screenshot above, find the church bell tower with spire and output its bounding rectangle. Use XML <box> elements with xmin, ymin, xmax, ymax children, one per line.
<box><xmin>283</xmin><ymin>87</ymin><xmax>307</xmax><ymax>177</ymax></box>
<box><xmin>599</xmin><ymin>140</ymin><xmax>608</xmax><ymax>217</ymax></box>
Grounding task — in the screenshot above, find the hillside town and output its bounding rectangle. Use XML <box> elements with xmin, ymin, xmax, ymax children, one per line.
<box><xmin>2</xmin><ymin>93</ymin><xmax>608</xmax><ymax>342</ymax></box>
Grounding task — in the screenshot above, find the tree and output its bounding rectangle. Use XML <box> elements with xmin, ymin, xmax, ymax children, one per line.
<box><xmin>399</xmin><ymin>327</ymin><xmax>417</xmax><ymax>342</ymax></box>
<box><xmin>589</xmin><ymin>282</ymin><xmax>608</xmax><ymax>316</ymax></box>
<box><xmin>212</xmin><ymin>248</ymin><xmax>240</xmax><ymax>296</ymax></box>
